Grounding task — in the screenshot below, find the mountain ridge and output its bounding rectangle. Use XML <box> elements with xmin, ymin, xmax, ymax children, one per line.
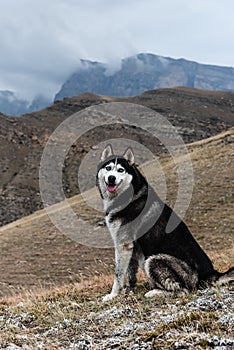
<box><xmin>1</xmin><ymin>52</ymin><xmax>234</xmax><ymax>116</ymax></box>
<box><xmin>55</xmin><ymin>53</ymin><xmax>234</xmax><ymax>101</ymax></box>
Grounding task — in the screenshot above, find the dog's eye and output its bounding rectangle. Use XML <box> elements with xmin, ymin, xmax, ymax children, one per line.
<box><xmin>105</xmin><ymin>166</ymin><xmax>112</xmax><ymax>171</ymax></box>
<box><xmin>118</xmin><ymin>168</ymin><xmax>125</xmax><ymax>173</ymax></box>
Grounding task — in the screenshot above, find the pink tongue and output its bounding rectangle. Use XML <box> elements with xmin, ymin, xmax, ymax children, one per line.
<box><xmin>107</xmin><ymin>185</ymin><xmax>117</xmax><ymax>193</ymax></box>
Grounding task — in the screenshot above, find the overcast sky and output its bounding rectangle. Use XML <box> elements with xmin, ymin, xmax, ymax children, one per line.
<box><xmin>1</xmin><ymin>0</ymin><xmax>234</xmax><ymax>101</ymax></box>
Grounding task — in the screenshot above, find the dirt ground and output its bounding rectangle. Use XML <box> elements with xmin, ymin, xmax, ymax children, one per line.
<box><xmin>0</xmin><ymin>129</ymin><xmax>233</xmax><ymax>298</ymax></box>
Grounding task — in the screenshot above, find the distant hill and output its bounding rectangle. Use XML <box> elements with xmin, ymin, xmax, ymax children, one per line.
<box><xmin>0</xmin><ymin>86</ymin><xmax>234</xmax><ymax>226</ymax></box>
<box><xmin>55</xmin><ymin>53</ymin><xmax>234</xmax><ymax>100</ymax></box>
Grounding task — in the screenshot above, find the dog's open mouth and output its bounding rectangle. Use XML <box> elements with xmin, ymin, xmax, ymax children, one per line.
<box><xmin>106</xmin><ymin>180</ymin><xmax>122</xmax><ymax>193</ymax></box>
<box><xmin>106</xmin><ymin>184</ymin><xmax>117</xmax><ymax>193</ymax></box>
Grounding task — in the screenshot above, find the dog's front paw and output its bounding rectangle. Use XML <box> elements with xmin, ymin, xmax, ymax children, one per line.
<box><xmin>102</xmin><ymin>293</ymin><xmax>118</xmax><ymax>302</ymax></box>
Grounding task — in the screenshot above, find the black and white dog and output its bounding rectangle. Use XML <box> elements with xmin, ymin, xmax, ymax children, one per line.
<box><xmin>97</xmin><ymin>144</ymin><xmax>234</xmax><ymax>301</ymax></box>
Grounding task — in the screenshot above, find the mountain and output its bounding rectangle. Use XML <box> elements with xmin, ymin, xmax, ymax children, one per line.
<box><xmin>55</xmin><ymin>53</ymin><xmax>234</xmax><ymax>100</ymax></box>
<box><xmin>0</xmin><ymin>90</ymin><xmax>29</xmax><ymax>116</ymax></box>
<box><xmin>0</xmin><ymin>90</ymin><xmax>51</xmax><ymax>116</ymax></box>
<box><xmin>2</xmin><ymin>53</ymin><xmax>234</xmax><ymax>116</ymax></box>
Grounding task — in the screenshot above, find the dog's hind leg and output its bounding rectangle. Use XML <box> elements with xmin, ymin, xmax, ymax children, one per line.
<box><xmin>144</xmin><ymin>254</ymin><xmax>198</xmax><ymax>298</ymax></box>
<box><xmin>126</xmin><ymin>253</ymin><xmax>139</xmax><ymax>293</ymax></box>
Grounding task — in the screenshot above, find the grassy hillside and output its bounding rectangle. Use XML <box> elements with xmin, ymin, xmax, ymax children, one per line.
<box><xmin>1</xmin><ymin>87</ymin><xmax>234</xmax><ymax>226</ymax></box>
<box><xmin>0</xmin><ymin>129</ymin><xmax>233</xmax><ymax>348</ymax></box>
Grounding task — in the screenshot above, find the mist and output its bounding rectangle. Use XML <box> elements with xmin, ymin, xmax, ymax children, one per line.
<box><xmin>0</xmin><ymin>0</ymin><xmax>234</xmax><ymax>101</ymax></box>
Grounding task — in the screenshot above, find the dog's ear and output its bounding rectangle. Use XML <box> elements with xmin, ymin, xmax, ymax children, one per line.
<box><xmin>123</xmin><ymin>147</ymin><xmax>134</xmax><ymax>165</ymax></box>
<box><xmin>100</xmin><ymin>144</ymin><xmax>113</xmax><ymax>162</ymax></box>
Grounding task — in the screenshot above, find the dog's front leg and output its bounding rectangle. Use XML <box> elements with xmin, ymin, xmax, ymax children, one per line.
<box><xmin>102</xmin><ymin>243</ymin><xmax>133</xmax><ymax>302</ymax></box>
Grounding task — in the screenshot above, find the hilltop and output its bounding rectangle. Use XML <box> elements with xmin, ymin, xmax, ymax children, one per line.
<box><xmin>0</xmin><ymin>87</ymin><xmax>234</xmax><ymax>226</ymax></box>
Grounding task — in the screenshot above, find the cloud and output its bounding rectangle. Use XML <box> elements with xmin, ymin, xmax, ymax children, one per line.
<box><xmin>0</xmin><ymin>0</ymin><xmax>140</xmax><ymax>100</ymax></box>
<box><xmin>0</xmin><ymin>0</ymin><xmax>233</xmax><ymax>101</ymax></box>
<box><xmin>0</xmin><ymin>0</ymin><xmax>80</xmax><ymax>99</ymax></box>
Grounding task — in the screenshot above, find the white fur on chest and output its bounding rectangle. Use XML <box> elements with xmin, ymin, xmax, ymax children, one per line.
<box><xmin>106</xmin><ymin>212</ymin><xmax>121</xmax><ymax>242</ymax></box>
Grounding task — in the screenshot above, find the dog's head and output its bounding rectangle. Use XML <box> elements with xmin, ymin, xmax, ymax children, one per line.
<box><xmin>97</xmin><ymin>144</ymin><xmax>137</xmax><ymax>200</ymax></box>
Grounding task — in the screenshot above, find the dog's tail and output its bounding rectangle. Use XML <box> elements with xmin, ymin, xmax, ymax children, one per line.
<box><xmin>214</xmin><ymin>267</ymin><xmax>234</xmax><ymax>286</ymax></box>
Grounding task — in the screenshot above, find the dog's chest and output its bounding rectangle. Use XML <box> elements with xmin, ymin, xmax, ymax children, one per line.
<box><xmin>105</xmin><ymin>212</ymin><xmax>121</xmax><ymax>239</ymax></box>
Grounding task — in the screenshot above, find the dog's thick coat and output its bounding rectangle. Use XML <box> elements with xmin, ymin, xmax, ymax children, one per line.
<box><xmin>97</xmin><ymin>145</ymin><xmax>234</xmax><ymax>301</ymax></box>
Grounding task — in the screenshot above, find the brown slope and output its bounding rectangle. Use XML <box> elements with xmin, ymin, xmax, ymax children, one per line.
<box><xmin>0</xmin><ymin>87</ymin><xmax>234</xmax><ymax>226</ymax></box>
<box><xmin>0</xmin><ymin>129</ymin><xmax>233</xmax><ymax>297</ymax></box>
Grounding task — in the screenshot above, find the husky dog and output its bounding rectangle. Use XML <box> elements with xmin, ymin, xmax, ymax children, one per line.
<box><xmin>97</xmin><ymin>144</ymin><xmax>234</xmax><ymax>301</ymax></box>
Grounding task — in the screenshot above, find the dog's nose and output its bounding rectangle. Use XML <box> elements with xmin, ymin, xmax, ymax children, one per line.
<box><xmin>108</xmin><ymin>175</ymin><xmax>116</xmax><ymax>184</ymax></box>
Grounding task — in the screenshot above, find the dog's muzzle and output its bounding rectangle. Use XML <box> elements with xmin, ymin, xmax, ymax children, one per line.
<box><xmin>106</xmin><ymin>175</ymin><xmax>120</xmax><ymax>193</ymax></box>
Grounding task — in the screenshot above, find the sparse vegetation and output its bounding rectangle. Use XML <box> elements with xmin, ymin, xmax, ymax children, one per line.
<box><xmin>0</xmin><ymin>277</ymin><xmax>233</xmax><ymax>349</ymax></box>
